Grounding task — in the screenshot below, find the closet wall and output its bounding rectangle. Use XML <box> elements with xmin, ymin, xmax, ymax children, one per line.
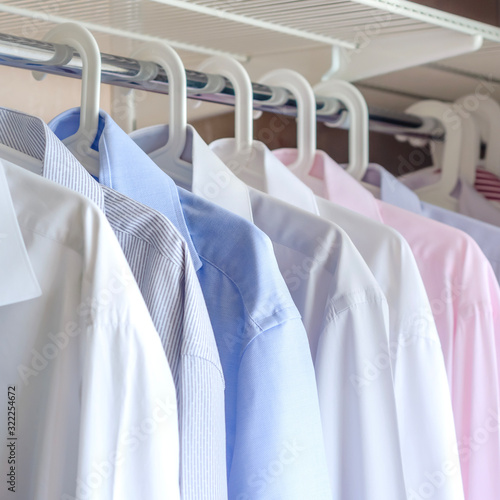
<box><xmin>415</xmin><ymin>0</ymin><xmax>500</xmax><ymax>24</ymax></box>
<box><xmin>0</xmin><ymin>66</ymin><xmax>111</xmax><ymax>122</ymax></box>
<box><xmin>192</xmin><ymin>111</ymin><xmax>432</xmax><ymax>176</ymax></box>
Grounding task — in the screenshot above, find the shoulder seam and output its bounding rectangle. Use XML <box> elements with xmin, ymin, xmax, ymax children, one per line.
<box><xmin>112</xmin><ymin>226</ymin><xmax>186</xmax><ymax>271</ymax></box>
<box><xmin>199</xmin><ymin>254</ymin><xmax>297</xmax><ymax>332</ymax></box>
<box><xmin>182</xmin><ymin>353</ymin><xmax>225</xmax><ymax>385</ymax></box>
<box><xmin>240</xmin><ymin>314</ymin><xmax>303</xmax><ymax>360</ymax></box>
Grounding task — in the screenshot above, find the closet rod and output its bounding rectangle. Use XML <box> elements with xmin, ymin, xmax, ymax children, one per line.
<box><xmin>0</xmin><ymin>32</ymin><xmax>443</xmax><ymax>141</ymax></box>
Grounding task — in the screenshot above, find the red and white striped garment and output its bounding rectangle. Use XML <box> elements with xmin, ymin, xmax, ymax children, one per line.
<box><xmin>474</xmin><ymin>167</ymin><xmax>500</xmax><ymax>202</ymax></box>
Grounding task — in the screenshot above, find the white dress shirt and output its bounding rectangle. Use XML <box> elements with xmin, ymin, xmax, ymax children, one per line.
<box><xmin>266</xmin><ymin>147</ymin><xmax>462</xmax><ymax>500</ymax></box>
<box><xmin>182</xmin><ymin>138</ymin><xmax>408</xmax><ymax>499</ymax></box>
<box><xmin>0</xmin><ymin>158</ymin><xmax>180</xmax><ymax>500</ymax></box>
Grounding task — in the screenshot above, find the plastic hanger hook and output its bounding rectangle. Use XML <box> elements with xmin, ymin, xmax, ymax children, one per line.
<box><xmin>132</xmin><ymin>42</ymin><xmax>187</xmax><ymax>163</ymax></box>
<box><xmin>314</xmin><ymin>79</ymin><xmax>369</xmax><ymax>180</ymax></box>
<box><xmin>259</xmin><ymin>69</ymin><xmax>316</xmax><ymax>176</ymax></box>
<box><xmin>405</xmin><ymin>100</ymin><xmax>463</xmax><ymax>211</ymax></box>
<box><xmin>33</xmin><ymin>23</ymin><xmax>101</xmax><ymax>171</ymax></box>
<box><xmin>198</xmin><ymin>55</ymin><xmax>253</xmax><ymax>154</ymax></box>
<box><xmin>455</xmin><ymin>94</ymin><xmax>500</xmax><ymax>176</ymax></box>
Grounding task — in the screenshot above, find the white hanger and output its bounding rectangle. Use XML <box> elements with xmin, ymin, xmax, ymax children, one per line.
<box><xmin>455</xmin><ymin>94</ymin><xmax>500</xmax><ymax>176</ymax></box>
<box><xmin>314</xmin><ymin>79</ymin><xmax>369</xmax><ymax>181</ymax></box>
<box><xmin>33</xmin><ymin>23</ymin><xmax>101</xmax><ymax>176</ymax></box>
<box><xmin>404</xmin><ymin>100</ymin><xmax>463</xmax><ymax>211</ymax></box>
<box><xmin>259</xmin><ymin>69</ymin><xmax>316</xmax><ymax>177</ymax></box>
<box><xmin>131</xmin><ymin>42</ymin><xmax>192</xmax><ymax>189</ymax></box>
<box><xmin>198</xmin><ymin>55</ymin><xmax>254</xmax><ymax>155</ymax></box>
<box><xmin>197</xmin><ymin>55</ymin><xmax>276</xmax><ymax>191</ymax></box>
<box><xmin>451</xmin><ymin>100</ymin><xmax>481</xmax><ymax>187</ymax></box>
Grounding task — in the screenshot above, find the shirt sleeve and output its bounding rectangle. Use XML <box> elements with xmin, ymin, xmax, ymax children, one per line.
<box><xmin>74</xmin><ymin>315</ymin><xmax>181</xmax><ymax>500</ymax></box>
<box><xmin>390</xmin><ymin>251</ymin><xmax>464</xmax><ymax>500</ymax></box>
<box><xmin>179</xmin><ymin>353</ymin><xmax>227</xmax><ymax>500</ymax></box>
<box><xmin>228</xmin><ymin>316</ymin><xmax>332</xmax><ymax>500</ymax></box>
<box><xmin>178</xmin><ymin>252</ymin><xmax>228</xmax><ymax>500</ymax></box>
<box><xmin>315</xmin><ymin>292</ymin><xmax>408</xmax><ymax>500</ymax></box>
<box><xmin>433</xmin><ymin>239</ymin><xmax>500</xmax><ymax>500</ymax></box>
<box><xmin>450</xmin><ymin>302</ymin><xmax>500</xmax><ymax>500</ymax></box>
<box><xmin>393</xmin><ymin>326</ymin><xmax>464</xmax><ymax>500</ymax></box>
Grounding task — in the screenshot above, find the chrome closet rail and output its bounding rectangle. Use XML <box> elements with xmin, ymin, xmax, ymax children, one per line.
<box><xmin>0</xmin><ymin>32</ymin><xmax>443</xmax><ymax>141</ymax></box>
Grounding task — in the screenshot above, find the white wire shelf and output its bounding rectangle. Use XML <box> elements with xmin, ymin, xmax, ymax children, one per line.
<box><xmin>0</xmin><ymin>0</ymin><xmax>499</xmax><ymax>62</ymax></box>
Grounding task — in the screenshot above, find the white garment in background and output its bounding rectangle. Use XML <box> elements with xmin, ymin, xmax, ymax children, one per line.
<box><xmin>0</xmin><ymin>159</ymin><xmax>180</xmax><ymax>500</ymax></box>
<box><xmin>270</xmin><ymin>147</ymin><xmax>463</xmax><ymax>500</ymax></box>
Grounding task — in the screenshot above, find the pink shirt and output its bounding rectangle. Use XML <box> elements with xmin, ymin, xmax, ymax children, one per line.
<box><xmin>275</xmin><ymin>148</ymin><xmax>500</xmax><ymax>500</ymax></box>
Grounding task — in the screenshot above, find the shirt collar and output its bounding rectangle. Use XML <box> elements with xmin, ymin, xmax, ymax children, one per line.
<box><xmin>210</xmin><ymin>139</ymin><xmax>320</xmax><ymax>215</ymax></box>
<box><xmin>50</xmin><ymin>108</ymin><xmax>201</xmax><ymax>269</ymax></box>
<box><xmin>273</xmin><ymin>148</ymin><xmax>383</xmax><ymax>221</ymax></box>
<box><xmin>0</xmin><ymin>159</ymin><xmax>42</xmax><ymax>306</ymax></box>
<box><xmin>130</xmin><ymin>124</ymin><xmax>254</xmax><ymax>223</ymax></box>
<box><xmin>363</xmin><ymin>163</ymin><xmax>424</xmax><ymax>214</ymax></box>
<box><xmin>0</xmin><ymin>107</ymin><xmax>105</xmax><ymax>213</ymax></box>
<box><xmin>188</xmin><ymin>134</ymin><xmax>254</xmax><ymax>222</ymax></box>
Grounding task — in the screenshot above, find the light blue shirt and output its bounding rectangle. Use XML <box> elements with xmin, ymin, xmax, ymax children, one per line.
<box><xmin>364</xmin><ymin>164</ymin><xmax>500</xmax><ymax>281</ymax></box>
<box><xmin>49</xmin><ymin>109</ymin><xmax>332</xmax><ymax>500</ymax></box>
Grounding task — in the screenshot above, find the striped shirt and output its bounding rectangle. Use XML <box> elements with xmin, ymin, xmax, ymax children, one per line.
<box><xmin>426</xmin><ymin>166</ymin><xmax>500</xmax><ymax>203</ymax></box>
<box><xmin>0</xmin><ymin>107</ymin><xmax>227</xmax><ymax>500</ymax></box>
<box><xmin>475</xmin><ymin>167</ymin><xmax>500</xmax><ymax>202</ymax></box>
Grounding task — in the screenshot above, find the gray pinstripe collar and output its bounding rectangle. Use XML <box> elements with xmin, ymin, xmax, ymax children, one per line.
<box><xmin>0</xmin><ymin>107</ymin><xmax>105</xmax><ymax>212</ymax></box>
<box><xmin>50</xmin><ymin>108</ymin><xmax>203</xmax><ymax>270</ymax></box>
